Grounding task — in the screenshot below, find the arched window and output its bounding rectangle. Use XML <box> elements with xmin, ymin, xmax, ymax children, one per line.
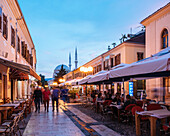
<box><xmin>162</xmin><ymin>29</ymin><xmax>168</xmax><ymax>49</ymax></box>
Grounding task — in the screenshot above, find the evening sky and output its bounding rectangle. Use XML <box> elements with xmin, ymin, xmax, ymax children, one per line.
<box><xmin>18</xmin><ymin>0</ymin><xmax>169</xmax><ymax>78</ymax></box>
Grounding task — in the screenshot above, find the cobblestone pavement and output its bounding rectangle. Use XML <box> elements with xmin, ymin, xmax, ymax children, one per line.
<box><xmin>23</xmin><ymin>101</ymin><xmax>121</xmax><ymax>136</ymax></box>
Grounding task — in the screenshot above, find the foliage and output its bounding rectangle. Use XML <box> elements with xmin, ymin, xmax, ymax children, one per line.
<box><xmin>54</xmin><ymin>64</ymin><xmax>68</xmax><ymax>82</ymax></box>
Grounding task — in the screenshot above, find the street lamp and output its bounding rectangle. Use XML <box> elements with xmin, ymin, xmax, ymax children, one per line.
<box><xmin>59</xmin><ymin>78</ymin><xmax>66</xmax><ymax>83</ymax></box>
<box><xmin>80</xmin><ymin>66</ymin><xmax>93</xmax><ymax>72</ymax></box>
<box><xmin>52</xmin><ymin>82</ymin><xmax>58</xmax><ymax>86</ymax></box>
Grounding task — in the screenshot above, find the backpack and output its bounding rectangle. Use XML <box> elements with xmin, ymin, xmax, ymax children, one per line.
<box><xmin>53</xmin><ymin>89</ymin><xmax>59</xmax><ymax>98</ymax></box>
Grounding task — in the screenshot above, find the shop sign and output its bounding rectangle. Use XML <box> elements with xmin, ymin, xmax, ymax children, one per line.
<box><xmin>129</xmin><ymin>82</ymin><xmax>133</xmax><ymax>96</ymax></box>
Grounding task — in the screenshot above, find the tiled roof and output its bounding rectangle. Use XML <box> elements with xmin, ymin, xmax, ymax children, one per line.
<box><xmin>125</xmin><ymin>31</ymin><xmax>145</xmax><ymax>44</ymax></box>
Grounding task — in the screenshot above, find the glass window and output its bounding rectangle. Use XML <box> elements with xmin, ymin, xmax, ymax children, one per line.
<box><xmin>115</xmin><ymin>54</ymin><xmax>121</xmax><ymax>66</ymax></box>
<box><xmin>162</xmin><ymin>29</ymin><xmax>168</xmax><ymax>49</ymax></box>
<box><xmin>137</xmin><ymin>52</ymin><xmax>144</xmax><ymax>61</ymax></box>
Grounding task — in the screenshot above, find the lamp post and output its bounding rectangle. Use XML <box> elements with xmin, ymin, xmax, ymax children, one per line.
<box><xmin>80</xmin><ymin>66</ymin><xmax>93</xmax><ymax>96</ymax></box>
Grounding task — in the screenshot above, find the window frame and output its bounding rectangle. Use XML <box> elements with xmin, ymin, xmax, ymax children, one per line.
<box><xmin>161</xmin><ymin>29</ymin><xmax>168</xmax><ymax>49</ymax></box>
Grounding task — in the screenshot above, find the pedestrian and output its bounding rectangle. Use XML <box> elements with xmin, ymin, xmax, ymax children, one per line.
<box><xmin>52</xmin><ymin>86</ymin><xmax>60</xmax><ymax>112</ymax></box>
<box><xmin>33</xmin><ymin>86</ymin><xmax>42</xmax><ymax>113</ymax></box>
<box><xmin>42</xmin><ymin>86</ymin><xmax>51</xmax><ymax>112</ymax></box>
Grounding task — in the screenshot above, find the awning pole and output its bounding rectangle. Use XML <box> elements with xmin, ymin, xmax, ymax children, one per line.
<box><xmin>122</xmin><ymin>78</ymin><xmax>125</xmax><ymax>102</ymax></box>
<box><xmin>86</xmin><ymin>83</ymin><xmax>87</xmax><ymax>96</ymax></box>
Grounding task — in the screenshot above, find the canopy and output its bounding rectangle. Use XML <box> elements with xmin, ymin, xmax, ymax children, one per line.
<box><xmin>78</xmin><ymin>75</ymin><xmax>93</xmax><ymax>85</ymax></box>
<box><xmin>88</xmin><ymin>71</ymin><xmax>109</xmax><ymax>84</ymax></box>
<box><xmin>109</xmin><ymin>47</ymin><xmax>170</xmax><ymax>80</ymax></box>
<box><xmin>71</xmin><ymin>78</ymin><xmax>82</xmax><ymax>86</ymax></box>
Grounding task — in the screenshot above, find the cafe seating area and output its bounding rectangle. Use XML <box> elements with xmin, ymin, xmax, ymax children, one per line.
<box><xmin>74</xmin><ymin>93</ymin><xmax>170</xmax><ymax>136</ymax></box>
<box><xmin>0</xmin><ymin>98</ymin><xmax>33</xmax><ymax>135</ymax></box>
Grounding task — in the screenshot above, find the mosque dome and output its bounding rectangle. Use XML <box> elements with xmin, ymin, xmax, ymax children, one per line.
<box><xmin>53</xmin><ymin>64</ymin><xmax>70</xmax><ymax>77</ymax></box>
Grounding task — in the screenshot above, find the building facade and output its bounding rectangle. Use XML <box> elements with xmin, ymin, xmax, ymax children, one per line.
<box><xmin>141</xmin><ymin>2</ymin><xmax>170</xmax><ymax>102</ymax></box>
<box><xmin>64</xmin><ymin>32</ymin><xmax>145</xmax><ymax>96</ymax></box>
<box><xmin>0</xmin><ymin>0</ymin><xmax>40</xmax><ymax>103</ymax></box>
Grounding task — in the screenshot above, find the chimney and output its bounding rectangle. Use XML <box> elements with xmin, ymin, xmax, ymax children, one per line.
<box><xmin>108</xmin><ymin>46</ymin><xmax>111</xmax><ymax>51</ymax></box>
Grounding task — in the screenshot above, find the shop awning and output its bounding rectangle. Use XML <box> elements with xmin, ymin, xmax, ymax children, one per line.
<box><xmin>9</xmin><ymin>68</ymin><xmax>29</xmax><ymax>80</ymax></box>
<box><xmin>0</xmin><ymin>57</ymin><xmax>41</xmax><ymax>80</ymax></box>
<box><xmin>30</xmin><ymin>68</ymin><xmax>41</xmax><ymax>80</ymax></box>
<box><xmin>0</xmin><ymin>57</ymin><xmax>30</xmax><ymax>73</ymax></box>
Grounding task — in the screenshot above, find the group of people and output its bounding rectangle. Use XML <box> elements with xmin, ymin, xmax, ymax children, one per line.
<box><xmin>33</xmin><ymin>86</ymin><xmax>69</xmax><ymax>113</ymax></box>
<box><xmin>96</xmin><ymin>91</ymin><xmax>137</xmax><ymax>109</ymax></box>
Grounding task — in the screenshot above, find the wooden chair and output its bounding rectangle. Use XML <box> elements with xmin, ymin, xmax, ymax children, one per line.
<box><xmin>120</xmin><ymin>104</ymin><xmax>136</xmax><ymax>123</ymax></box>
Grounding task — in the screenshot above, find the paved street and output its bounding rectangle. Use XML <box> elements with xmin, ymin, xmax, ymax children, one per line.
<box><xmin>23</xmin><ymin>101</ymin><xmax>121</xmax><ymax>136</ymax></box>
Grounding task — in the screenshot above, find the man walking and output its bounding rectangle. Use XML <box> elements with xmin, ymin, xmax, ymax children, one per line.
<box><xmin>33</xmin><ymin>86</ymin><xmax>42</xmax><ymax>113</ymax></box>
<box><xmin>52</xmin><ymin>87</ymin><xmax>60</xmax><ymax>112</ymax></box>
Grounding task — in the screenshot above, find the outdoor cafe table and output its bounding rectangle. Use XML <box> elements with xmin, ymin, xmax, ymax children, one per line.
<box><xmin>0</xmin><ymin>103</ymin><xmax>20</xmax><ymax>109</ymax></box>
<box><xmin>135</xmin><ymin>109</ymin><xmax>170</xmax><ymax>136</ymax></box>
<box><xmin>0</xmin><ymin>107</ymin><xmax>13</xmax><ymax>124</ymax></box>
<box><xmin>110</xmin><ymin>104</ymin><xmax>122</xmax><ymax>122</ymax></box>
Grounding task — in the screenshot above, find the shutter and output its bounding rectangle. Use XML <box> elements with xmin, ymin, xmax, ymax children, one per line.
<box><xmin>21</xmin><ymin>41</ymin><xmax>25</xmax><ymax>57</ymax></box>
<box><xmin>25</xmin><ymin>44</ymin><xmax>27</xmax><ymax>59</ymax></box>
<box><xmin>0</xmin><ymin>7</ymin><xmax>2</xmax><ymax>31</ymax></box>
<box><xmin>30</xmin><ymin>56</ymin><xmax>33</xmax><ymax>66</ymax></box>
<box><xmin>17</xmin><ymin>36</ymin><xmax>20</xmax><ymax>53</ymax></box>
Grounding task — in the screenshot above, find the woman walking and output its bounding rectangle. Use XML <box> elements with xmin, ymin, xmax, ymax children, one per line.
<box><xmin>42</xmin><ymin>86</ymin><xmax>51</xmax><ymax>112</ymax></box>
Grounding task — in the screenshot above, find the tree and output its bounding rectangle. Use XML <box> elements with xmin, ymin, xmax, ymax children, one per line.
<box><xmin>54</xmin><ymin>64</ymin><xmax>67</xmax><ymax>82</ymax></box>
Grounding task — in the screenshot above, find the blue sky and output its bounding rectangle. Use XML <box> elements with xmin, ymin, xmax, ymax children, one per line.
<box><xmin>18</xmin><ymin>0</ymin><xmax>169</xmax><ymax>78</ymax></box>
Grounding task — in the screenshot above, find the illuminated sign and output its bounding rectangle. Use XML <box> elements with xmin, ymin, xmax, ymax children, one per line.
<box><xmin>129</xmin><ymin>82</ymin><xmax>133</xmax><ymax>96</ymax></box>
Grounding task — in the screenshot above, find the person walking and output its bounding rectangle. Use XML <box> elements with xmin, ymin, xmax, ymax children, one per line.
<box><xmin>42</xmin><ymin>86</ymin><xmax>51</xmax><ymax>112</ymax></box>
<box><xmin>52</xmin><ymin>87</ymin><xmax>60</xmax><ymax>112</ymax></box>
<box><xmin>61</xmin><ymin>87</ymin><xmax>68</xmax><ymax>107</ymax></box>
<box><xmin>33</xmin><ymin>86</ymin><xmax>42</xmax><ymax>113</ymax></box>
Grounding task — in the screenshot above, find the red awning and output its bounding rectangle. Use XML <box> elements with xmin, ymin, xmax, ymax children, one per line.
<box><xmin>0</xmin><ymin>57</ymin><xmax>41</xmax><ymax>80</ymax></box>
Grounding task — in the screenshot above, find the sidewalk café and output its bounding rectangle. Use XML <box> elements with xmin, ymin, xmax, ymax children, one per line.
<box><xmin>72</xmin><ymin>47</ymin><xmax>170</xmax><ymax>136</ymax></box>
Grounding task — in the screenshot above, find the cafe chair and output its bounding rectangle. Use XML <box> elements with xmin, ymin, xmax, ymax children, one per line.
<box><xmin>120</xmin><ymin>104</ymin><xmax>136</xmax><ymax>123</ymax></box>
<box><xmin>131</xmin><ymin>106</ymin><xmax>149</xmax><ymax>134</ymax></box>
<box><xmin>101</xmin><ymin>104</ymin><xmax>113</xmax><ymax>122</ymax></box>
<box><xmin>147</xmin><ymin>104</ymin><xmax>163</xmax><ymax>111</ymax></box>
<box><xmin>160</xmin><ymin>122</ymin><xmax>170</xmax><ymax>135</ymax></box>
<box><xmin>0</xmin><ymin>125</ymin><xmax>10</xmax><ymax>135</ymax></box>
<box><xmin>0</xmin><ymin>115</ymin><xmax>19</xmax><ymax>135</ymax></box>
